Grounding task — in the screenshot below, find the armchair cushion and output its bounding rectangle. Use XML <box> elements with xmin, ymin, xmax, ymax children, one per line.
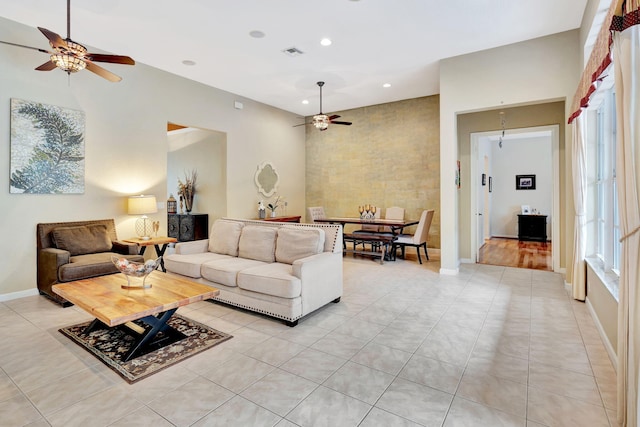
<box><xmin>52</xmin><ymin>225</ymin><xmax>112</xmax><ymax>256</ymax></box>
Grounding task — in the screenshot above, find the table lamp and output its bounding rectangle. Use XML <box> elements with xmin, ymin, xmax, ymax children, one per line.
<box><xmin>128</xmin><ymin>195</ymin><xmax>158</xmax><ymax>240</ymax></box>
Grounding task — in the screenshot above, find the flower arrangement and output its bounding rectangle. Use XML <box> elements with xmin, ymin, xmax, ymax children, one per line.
<box><xmin>178</xmin><ymin>170</ymin><xmax>197</xmax><ymax>213</ymax></box>
<box><xmin>267</xmin><ymin>196</ymin><xmax>281</xmax><ymax>213</ymax></box>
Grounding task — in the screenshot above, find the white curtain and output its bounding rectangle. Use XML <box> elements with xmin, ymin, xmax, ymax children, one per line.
<box><xmin>613</xmin><ymin>22</ymin><xmax>640</xmax><ymax>427</ymax></box>
<box><xmin>571</xmin><ymin>114</ymin><xmax>587</xmax><ymax>301</ymax></box>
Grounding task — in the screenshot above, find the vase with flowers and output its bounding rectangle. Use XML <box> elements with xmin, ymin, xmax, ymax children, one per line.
<box><xmin>267</xmin><ymin>196</ymin><xmax>281</xmax><ymax>218</ymax></box>
<box><xmin>178</xmin><ymin>170</ymin><xmax>197</xmax><ymax>213</ymax></box>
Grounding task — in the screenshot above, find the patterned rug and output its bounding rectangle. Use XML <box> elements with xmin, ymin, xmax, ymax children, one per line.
<box><xmin>60</xmin><ymin>314</ymin><xmax>232</xmax><ymax>383</ymax></box>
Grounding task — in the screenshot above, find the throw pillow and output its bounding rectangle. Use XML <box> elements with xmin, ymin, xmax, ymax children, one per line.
<box><xmin>275</xmin><ymin>226</ymin><xmax>325</xmax><ymax>264</ymax></box>
<box><xmin>52</xmin><ymin>225</ymin><xmax>112</xmax><ymax>256</ymax></box>
<box><xmin>238</xmin><ymin>225</ymin><xmax>277</xmax><ymax>263</ymax></box>
<box><xmin>209</xmin><ymin>219</ymin><xmax>244</xmax><ymax>256</ymax></box>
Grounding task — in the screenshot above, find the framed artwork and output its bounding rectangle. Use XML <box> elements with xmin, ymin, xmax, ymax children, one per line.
<box><xmin>516</xmin><ymin>174</ymin><xmax>536</xmax><ymax>190</ymax></box>
<box><xmin>482</xmin><ymin>173</ymin><xmax>486</xmax><ymax>186</ymax></box>
<box><xmin>521</xmin><ymin>205</ymin><xmax>531</xmax><ymax>214</ymax></box>
<box><xmin>10</xmin><ymin>99</ymin><xmax>85</xmax><ymax>194</ymax></box>
<box><xmin>489</xmin><ymin>176</ymin><xmax>493</xmax><ymax>193</ymax></box>
<box><xmin>455</xmin><ymin>160</ymin><xmax>461</xmax><ymax>189</ymax></box>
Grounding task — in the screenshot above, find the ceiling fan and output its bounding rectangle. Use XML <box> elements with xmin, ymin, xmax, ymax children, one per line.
<box><xmin>295</xmin><ymin>81</ymin><xmax>352</xmax><ymax>131</ymax></box>
<box><xmin>0</xmin><ymin>0</ymin><xmax>134</xmax><ymax>82</ymax></box>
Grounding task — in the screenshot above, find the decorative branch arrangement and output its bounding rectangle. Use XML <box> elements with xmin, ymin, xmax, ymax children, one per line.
<box><xmin>178</xmin><ymin>170</ymin><xmax>197</xmax><ymax>213</ymax></box>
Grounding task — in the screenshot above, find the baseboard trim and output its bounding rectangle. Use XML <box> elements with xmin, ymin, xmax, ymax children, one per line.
<box><xmin>0</xmin><ymin>288</ymin><xmax>39</xmax><ymax>302</ymax></box>
<box><xmin>439</xmin><ymin>267</ymin><xmax>459</xmax><ymax>275</ymax></box>
<box><xmin>586</xmin><ymin>296</ymin><xmax>618</xmax><ymax>372</ymax></box>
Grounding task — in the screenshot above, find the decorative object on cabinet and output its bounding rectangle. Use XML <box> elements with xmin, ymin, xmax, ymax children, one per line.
<box><xmin>10</xmin><ymin>98</ymin><xmax>85</xmax><ymax>194</ymax></box>
<box><xmin>518</xmin><ymin>214</ymin><xmax>547</xmax><ymax>242</ymax></box>
<box><xmin>521</xmin><ymin>205</ymin><xmax>531</xmax><ymax>215</ymax></box>
<box><xmin>516</xmin><ymin>174</ymin><xmax>536</xmax><ymax>190</ymax></box>
<box><xmin>178</xmin><ymin>170</ymin><xmax>197</xmax><ymax>213</ymax></box>
<box><xmin>128</xmin><ymin>195</ymin><xmax>158</xmax><ymax>240</ymax></box>
<box><xmin>168</xmin><ymin>213</ymin><xmax>208</xmax><ymax>242</ymax></box>
<box><xmin>255</xmin><ymin>161</ymin><xmax>279</xmax><ymax>197</ymax></box>
<box><xmin>167</xmin><ymin>194</ymin><xmax>177</xmax><ymax>214</ymax></box>
<box><xmin>267</xmin><ymin>196</ymin><xmax>281</xmax><ymax>218</ymax></box>
<box><xmin>258</xmin><ymin>201</ymin><xmax>266</xmax><ymax>219</ymax></box>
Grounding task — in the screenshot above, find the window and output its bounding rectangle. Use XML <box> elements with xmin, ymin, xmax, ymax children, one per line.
<box><xmin>586</xmin><ymin>78</ymin><xmax>620</xmax><ymax>297</ymax></box>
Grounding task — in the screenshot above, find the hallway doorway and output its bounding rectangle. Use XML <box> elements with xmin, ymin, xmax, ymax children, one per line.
<box><xmin>470</xmin><ymin>125</ymin><xmax>559</xmax><ymax>271</ymax></box>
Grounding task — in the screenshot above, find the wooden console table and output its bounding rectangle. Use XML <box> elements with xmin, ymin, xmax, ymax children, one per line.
<box><xmin>259</xmin><ymin>215</ymin><xmax>301</xmax><ymax>223</ymax></box>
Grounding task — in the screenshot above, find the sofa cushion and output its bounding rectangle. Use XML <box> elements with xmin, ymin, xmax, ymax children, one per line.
<box><xmin>209</xmin><ymin>220</ymin><xmax>244</xmax><ymax>256</ymax></box>
<box><xmin>52</xmin><ymin>225</ymin><xmax>112</xmax><ymax>256</ymax></box>
<box><xmin>201</xmin><ymin>257</ymin><xmax>267</xmax><ymax>287</ymax></box>
<box><xmin>275</xmin><ymin>226</ymin><xmax>325</xmax><ymax>264</ymax></box>
<box><xmin>237</xmin><ymin>262</ymin><xmax>302</xmax><ymax>299</ymax></box>
<box><xmin>238</xmin><ymin>225</ymin><xmax>277</xmax><ymax>263</ymax></box>
<box><xmin>164</xmin><ymin>252</ymin><xmax>232</xmax><ymax>278</ymax></box>
<box><xmin>58</xmin><ymin>252</ymin><xmax>144</xmax><ymax>282</ymax></box>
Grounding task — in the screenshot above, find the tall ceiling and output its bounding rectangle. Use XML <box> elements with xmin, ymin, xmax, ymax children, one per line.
<box><xmin>0</xmin><ymin>0</ymin><xmax>587</xmax><ymax>116</ymax></box>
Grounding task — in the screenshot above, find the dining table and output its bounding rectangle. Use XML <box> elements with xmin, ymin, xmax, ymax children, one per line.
<box><xmin>313</xmin><ymin>217</ymin><xmax>419</xmax><ymax>263</ymax></box>
<box><xmin>313</xmin><ymin>217</ymin><xmax>419</xmax><ymax>234</ymax></box>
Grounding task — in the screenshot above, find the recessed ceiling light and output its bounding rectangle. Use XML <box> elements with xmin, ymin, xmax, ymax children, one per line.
<box><xmin>182</xmin><ymin>60</ymin><xmax>196</xmax><ymax>66</ymax></box>
<box><xmin>302</xmin><ymin>100</ymin><xmax>309</xmax><ymax>105</ymax></box>
<box><xmin>320</xmin><ymin>38</ymin><xmax>332</xmax><ymax>46</ymax></box>
<box><xmin>249</xmin><ymin>30</ymin><xmax>266</xmax><ymax>38</ymax></box>
<box><xmin>383</xmin><ymin>83</ymin><xmax>391</xmax><ymax>88</ymax></box>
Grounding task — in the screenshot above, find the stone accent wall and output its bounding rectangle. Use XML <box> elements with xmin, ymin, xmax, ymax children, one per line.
<box><xmin>305</xmin><ymin>95</ymin><xmax>440</xmax><ymax>249</ymax></box>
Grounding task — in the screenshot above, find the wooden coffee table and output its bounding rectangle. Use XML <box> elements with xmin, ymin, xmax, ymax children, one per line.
<box><xmin>53</xmin><ymin>271</ymin><xmax>219</xmax><ymax>361</ymax></box>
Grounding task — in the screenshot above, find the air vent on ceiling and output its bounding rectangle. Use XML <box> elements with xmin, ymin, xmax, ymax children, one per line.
<box><xmin>282</xmin><ymin>47</ymin><xmax>304</xmax><ymax>57</ymax></box>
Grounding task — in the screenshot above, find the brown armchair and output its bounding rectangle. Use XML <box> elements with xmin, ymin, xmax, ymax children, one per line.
<box><xmin>36</xmin><ymin>219</ymin><xmax>144</xmax><ymax>306</ymax></box>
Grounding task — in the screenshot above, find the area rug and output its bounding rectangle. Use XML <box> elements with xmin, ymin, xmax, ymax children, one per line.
<box><xmin>60</xmin><ymin>314</ymin><xmax>232</xmax><ymax>383</ymax></box>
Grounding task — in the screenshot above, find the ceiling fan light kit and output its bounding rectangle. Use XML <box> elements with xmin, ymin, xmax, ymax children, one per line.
<box><xmin>295</xmin><ymin>81</ymin><xmax>352</xmax><ymax>131</ymax></box>
<box><xmin>0</xmin><ymin>0</ymin><xmax>134</xmax><ymax>81</ymax></box>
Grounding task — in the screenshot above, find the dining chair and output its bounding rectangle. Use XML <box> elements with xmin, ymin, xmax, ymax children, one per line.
<box><xmin>392</xmin><ymin>209</ymin><xmax>434</xmax><ymax>264</ymax></box>
<box><xmin>381</xmin><ymin>206</ymin><xmax>405</xmax><ymax>233</ymax></box>
<box><xmin>307</xmin><ymin>206</ymin><xmax>326</xmax><ymax>223</ymax></box>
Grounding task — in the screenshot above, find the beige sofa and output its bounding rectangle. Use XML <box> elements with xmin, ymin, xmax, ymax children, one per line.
<box><xmin>164</xmin><ymin>218</ymin><xmax>343</xmax><ymax>326</ymax></box>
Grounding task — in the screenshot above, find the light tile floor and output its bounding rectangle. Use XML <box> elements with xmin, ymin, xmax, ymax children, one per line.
<box><xmin>0</xmin><ymin>256</ymin><xmax>619</xmax><ymax>426</ymax></box>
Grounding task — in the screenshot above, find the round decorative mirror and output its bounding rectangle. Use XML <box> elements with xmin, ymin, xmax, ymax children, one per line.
<box><xmin>255</xmin><ymin>161</ymin><xmax>279</xmax><ymax>197</ymax></box>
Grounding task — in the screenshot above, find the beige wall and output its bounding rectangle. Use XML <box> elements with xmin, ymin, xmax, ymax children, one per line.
<box><xmin>305</xmin><ymin>96</ymin><xmax>441</xmax><ymax>248</ymax></box>
<box><xmin>0</xmin><ymin>17</ymin><xmax>305</xmax><ymax>298</ymax></box>
<box><xmin>439</xmin><ymin>30</ymin><xmax>580</xmax><ymax>273</ymax></box>
<box><xmin>457</xmin><ymin>102</ymin><xmax>566</xmax><ymax>262</ymax></box>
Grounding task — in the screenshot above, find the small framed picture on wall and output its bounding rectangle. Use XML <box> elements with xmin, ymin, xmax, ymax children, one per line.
<box><xmin>482</xmin><ymin>173</ymin><xmax>486</xmax><ymax>186</ymax></box>
<box><xmin>516</xmin><ymin>174</ymin><xmax>536</xmax><ymax>190</ymax></box>
<box><xmin>489</xmin><ymin>176</ymin><xmax>492</xmax><ymax>192</ymax></box>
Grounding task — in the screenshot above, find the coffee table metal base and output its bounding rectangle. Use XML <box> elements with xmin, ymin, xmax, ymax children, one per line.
<box><xmin>83</xmin><ymin>308</ymin><xmax>185</xmax><ymax>362</ymax></box>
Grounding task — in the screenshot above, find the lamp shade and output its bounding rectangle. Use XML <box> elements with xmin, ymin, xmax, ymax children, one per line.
<box><xmin>128</xmin><ymin>195</ymin><xmax>158</xmax><ymax>215</ymax></box>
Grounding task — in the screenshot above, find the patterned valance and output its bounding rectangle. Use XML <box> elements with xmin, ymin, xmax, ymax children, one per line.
<box><xmin>568</xmin><ymin>0</ymin><xmax>640</xmax><ymax>123</ymax></box>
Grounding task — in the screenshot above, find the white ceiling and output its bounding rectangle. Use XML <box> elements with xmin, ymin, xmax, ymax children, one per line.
<box><xmin>0</xmin><ymin>0</ymin><xmax>587</xmax><ymax>116</ymax></box>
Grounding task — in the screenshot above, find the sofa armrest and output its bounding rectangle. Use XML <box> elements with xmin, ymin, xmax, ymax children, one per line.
<box><xmin>174</xmin><ymin>239</ymin><xmax>210</xmax><ymax>255</ymax></box>
<box><xmin>112</xmin><ymin>240</ymin><xmax>140</xmax><ymax>255</ymax></box>
<box><xmin>37</xmin><ymin>247</ymin><xmax>70</xmax><ymax>287</ymax></box>
<box><xmin>293</xmin><ymin>252</ymin><xmax>343</xmax><ymax>316</ymax></box>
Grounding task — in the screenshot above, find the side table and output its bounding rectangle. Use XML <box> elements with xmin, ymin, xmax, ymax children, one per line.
<box><xmin>122</xmin><ymin>236</ymin><xmax>178</xmax><ymax>272</ymax></box>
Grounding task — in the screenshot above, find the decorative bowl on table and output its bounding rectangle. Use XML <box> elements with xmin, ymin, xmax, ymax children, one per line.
<box><xmin>111</xmin><ymin>256</ymin><xmax>161</xmax><ymax>289</ymax></box>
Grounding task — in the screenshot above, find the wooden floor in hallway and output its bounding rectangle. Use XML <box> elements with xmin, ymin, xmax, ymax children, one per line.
<box><xmin>478</xmin><ymin>237</ymin><xmax>552</xmax><ymax>271</ymax></box>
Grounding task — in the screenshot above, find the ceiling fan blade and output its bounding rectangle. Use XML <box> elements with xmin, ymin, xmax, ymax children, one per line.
<box><xmin>0</xmin><ymin>39</ymin><xmax>51</xmax><ymax>54</ymax></box>
<box><xmin>328</xmin><ymin>114</ymin><xmax>341</xmax><ymax>120</ymax></box>
<box><xmin>331</xmin><ymin>121</ymin><xmax>352</xmax><ymax>126</ymax></box>
<box><xmin>38</xmin><ymin>27</ymin><xmax>67</xmax><ymax>50</ymax></box>
<box><xmin>293</xmin><ymin>123</ymin><xmax>309</xmax><ymax>127</ymax></box>
<box><xmin>86</xmin><ymin>53</ymin><xmax>135</xmax><ymax>65</ymax></box>
<box><xmin>85</xmin><ymin>61</ymin><xmax>122</xmax><ymax>82</ymax></box>
<box><xmin>35</xmin><ymin>61</ymin><xmax>57</xmax><ymax>71</ymax></box>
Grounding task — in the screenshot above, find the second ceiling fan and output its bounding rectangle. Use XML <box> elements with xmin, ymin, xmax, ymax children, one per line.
<box><xmin>296</xmin><ymin>82</ymin><xmax>352</xmax><ymax>131</ymax></box>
